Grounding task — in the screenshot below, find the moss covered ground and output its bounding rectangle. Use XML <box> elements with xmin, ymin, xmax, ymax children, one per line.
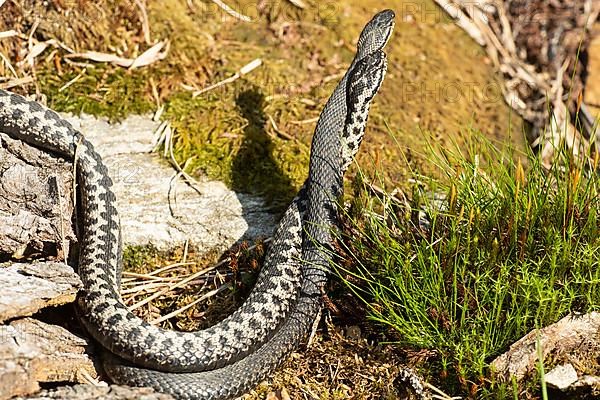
<box><xmin>3</xmin><ymin>0</ymin><xmax>525</xmax><ymax>209</ymax></box>
<box><xmin>0</xmin><ymin>1</ymin><xmax>547</xmax><ymax>398</ymax></box>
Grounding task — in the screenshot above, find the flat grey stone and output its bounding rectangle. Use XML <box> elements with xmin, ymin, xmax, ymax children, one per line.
<box><xmin>63</xmin><ymin>113</ymin><xmax>278</xmax><ymax>252</ymax></box>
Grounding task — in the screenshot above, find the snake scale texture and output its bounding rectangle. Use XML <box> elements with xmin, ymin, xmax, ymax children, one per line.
<box><xmin>0</xmin><ymin>9</ymin><xmax>394</xmax><ymax>400</ymax></box>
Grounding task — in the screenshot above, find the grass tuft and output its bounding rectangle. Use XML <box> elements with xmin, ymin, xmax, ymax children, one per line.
<box><xmin>336</xmin><ymin>131</ymin><xmax>599</xmax><ymax>398</ymax></box>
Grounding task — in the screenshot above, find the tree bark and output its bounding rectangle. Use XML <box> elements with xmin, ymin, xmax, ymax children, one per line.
<box><xmin>0</xmin><ymin>132</ymin><xmax>75</xmax><ymax>260</ymax></box>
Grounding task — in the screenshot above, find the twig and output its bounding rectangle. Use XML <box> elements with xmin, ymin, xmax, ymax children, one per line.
<box><xmin>124</xmin><ymin>262</ymin><xmax>196</xmax><ymax>278</ymax></box>
<box><xmin>149</xmin><ymin>283</ymin><xmax>230</xmax><ymax>325</ymax></box>
<box><xmin>192</xmin><ymin>58</ymin><xmax>262</xmax><ymax>97</ymax></box>
<box><xmin>434</xmin><ymin>0</ymin><xmax>597</xmax><ymax>167</ymax></box>
<box><xmin>182</xmin><ymin>239</ymin><xmax>189</xmax><ymax>263</ymax></box>
<box><xmin>122</xmin><ymin>281</ymin><xmax>172</xmax><ymax>295</ymax></box>
<box><xmin>126</xmin><ymin>238</ymin><xmax>271</xmax><ymax>311</ymax></box>
<box><xmin>58</xmin><ymin>67</ymin><xmax>87</xmax><ymax>92</ymax></box>
<box><xmin>133</xmin><ymin>0</ymin><xmax>152</xmax><ymax>45</ymax></box>
<box><xmin>122</xmin><ymin>273</ymin><xmax>174</xmax><ymax>283</ymax></box>
<box><xmin>167</xmin><ymin>128</ymin><xmax>204</xmax><ymax>196</ymax></box>
<box><xmin>168</xmin><ymin>160</ymin><xmax>187</xmax><ymax>217</ymax></box>
<box><xmin>79</xmin><ymin>369</ymin><xmax>105</xmax><ymax>386</ymax></box>
<box><xmin>151</xmin><ymin>121</ymin><xmax>204</xmax><ymax>197</ymax></box>
<box><xmin>322</xmin><ymin>71</ymin><xmax>345</xmax><ymax>84</ymax></box>
<box><xmin>128</xmin><ymin>263</ymin><xmax>222</xmax><ymax>311</ymax></box>
<box><xmin>290</xmin><ymin>117</ymin><xmax>319</xmax><ymax>125</ymax></box>
<box><xmin>268</xmin><ymin>114</ymin><xmax>294</xmax><ymax>140</ymax></box>
<box><xmin>210</xmin><ymin>0</ymin><xmax>252</xmax><ymax>22</ymax></box>
<box><xmin>307</xmin><ymin>306</ymin><xmax>322</xmax><ymax>347</ymax></box>
<box><xmin>432</xmin><ymin>0</ymin><xmax>486</xmax><ymax>46</ymax></box>
<box><xmin>0</xmin><ymin>77</ymin><xmax>34</xmax><ymax>90</ymax></box>
<box><xmin>424</xmin><ymin>381</ymin><xmax>461</xmax><ymax>399</ymax></box>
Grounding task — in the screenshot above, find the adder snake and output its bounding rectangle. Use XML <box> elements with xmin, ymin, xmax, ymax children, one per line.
<box><xmin>0</xmin><ymin>9</ymin><xmax>394</xmax><ymax>400</ymax></box>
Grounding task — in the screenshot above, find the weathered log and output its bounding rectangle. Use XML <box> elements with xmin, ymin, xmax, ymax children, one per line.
<box><xmin>492</xmin><ymin>312</ymin><xmax>600</xmax><ymax>388</ymax></box>
<box><xmin>0</xmin><ymin>261</ymin><xmax>81</xmax><ymax>323</ymax></box>
<box><xmin>0</xmin><ymin>318</ymin><xmax>96</xmax><ymax>399</ymax></box>
<box><xmin>0</xmin><ymin>132</ymin><xmax>75</xmax><ymax>260</ymax></box>
<box><xmin>18</xmin><ymin>384</ymin><xmax>174</xmax><ymax>400</ymax></box>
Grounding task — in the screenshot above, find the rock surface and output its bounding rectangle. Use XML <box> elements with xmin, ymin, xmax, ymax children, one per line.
<box><xmin>64</xmin><ymin>113</ymin><xmax>278</xmax><ymax>252</ymax></box>
<box><xmin>545</xmin><ymin>363</ymin><xmax>579</xmax><ymax>390</ymax></box>
<box><xmin>1</xmin><ymin>113</ymin><xmax>278</xmax><ymax>258</ymax></box>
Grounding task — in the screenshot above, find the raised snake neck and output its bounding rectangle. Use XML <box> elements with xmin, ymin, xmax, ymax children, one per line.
<box><xmin>0</xmin><ymin>9</ymin><xmax>394</xmax><ymax>400</ymax></box>
<box><xmin>103</xmin><ymin>46</ymin><xmax>389</xmax><ymax>400</ymax></box>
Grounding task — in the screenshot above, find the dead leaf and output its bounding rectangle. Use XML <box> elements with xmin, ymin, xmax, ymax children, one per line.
<box><xmin>65</xmin><ymin>41</ymin><xmax>169</xmax><ymax>69</ymax></box>
<box><xmin>129</xmin><ymin>40</ymin><xmax>169</xmax><ymax>69</ymax></box>
<box><xmin>279</xmin><ymin>387</ymin><xmax>291</xmax><ymax>400</ymax></box>
<box><xmin>24</xmin><ymin>41</ymin><xmax>50</xmax><ymax>66</ymax></box>
<box><xmin>287</xmin><ymin>0</ymin><xmax>306</xmax><ymax>9</ymax></box>
<box><xmin>65</xmin><ymin>51</ymin><xmax>133</xmax><ymax>67</ymax></box>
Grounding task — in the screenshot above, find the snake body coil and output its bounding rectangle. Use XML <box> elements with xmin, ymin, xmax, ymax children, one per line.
<box><xmin>0</xmin><ymin>9</ymin><xmax>394</xmax><ymax>400</ymax></box>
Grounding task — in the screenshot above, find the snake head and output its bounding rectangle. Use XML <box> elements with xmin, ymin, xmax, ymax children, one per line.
<box><xmin>356</xmin><ymin>9</ymin><xmax>395</xmax><ymax>58</ymax></box>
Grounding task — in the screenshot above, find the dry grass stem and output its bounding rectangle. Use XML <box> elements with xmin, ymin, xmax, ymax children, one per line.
<box><xmin>133</xmin><ymin>0</ymin><xmax>152</xmax><ymax>45</ymax></box>
<box><xmin>434</xmin><ymin>0</ymin><xmax>598</xmax><ymax>166</ymax></box>
<box><xmin>0</xmin><ymin>76</ymin><xmax>33</xmax><ymax>89</ymax></box>
<box><xmin>128</xmin><ymin>262</ymin><xmax>223</xmax><ymax>311</ymax></box>
<box><xmin>151</xmin><ymin>121</ymin><xmax>205</xmax><ymax>201</ymax></box>
<box><xmin>209</xmin><ymin>0</ymin><xmax>252</xmax><ymax>22</ymax></box>
<box><xmin>286</xmin><ymin>0</ymin><xmax>307</xmax><ymax>9</ymax></box>
<box><xmin>268</xmin><ymin>114</ymin><xmax>294</xmax><ymax>140</ymax></box>
<box><xmin>122</xmin><ymin>281</ymin><xmax>173</xmax><ymax>295</ymax></box>
<box><xmin>425</xmin><ymin>382</ymin><xmax>462</xmax><ymax>400</ymax></box>
<box><xmin>289</xmin><ymin>117</ymin><xmax>319</xmax><ymax>125</ymax></box>
<box><xmin>131</xmin><ymin>261</ymin><xmax>197</xmax><ymax>277</ymax></box>
<box><xmin>169</xmin><ymin>143</ymin><xmax>203</xmax><ymax>196</ymax></box>
<box><xmin>149</xmin><ymin>283</ymin><xmax>231</xmax><ymax>325</ymax></box>
<box><xmin>191</xmin><ymin>58</ymin><xmax>262</xmax><ymax>97</ymax></box>
<box><xmin>58</xmin><ymin>67</ymin><xmax>87</xmax><ymax>92</ymax></box>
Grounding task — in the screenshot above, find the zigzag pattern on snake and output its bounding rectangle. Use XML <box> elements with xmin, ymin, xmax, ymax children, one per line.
<box><xmin>0</xmin><ymin>9</ymin><xmax>394</xmax><ymax>400</ymax></box>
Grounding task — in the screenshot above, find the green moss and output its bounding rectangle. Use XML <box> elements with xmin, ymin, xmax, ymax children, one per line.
<box><xmin>122</xmin><ymin>245</ymin><xmax>160</xmax><ymax>274</ymax></box>
<box><xmin>38</xmin><ymin>66</ymin><xmax>155</xmax><ymax>121</ymax></box>
<box><xmin>162</xmin><ymin>84</ymin><xmax>309</xmax><ymax>210</ymax></box>
<box><xmin>34</xmin><ymin>0</ymin><xmax>525</xmax><ymax>212</ymax></box>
